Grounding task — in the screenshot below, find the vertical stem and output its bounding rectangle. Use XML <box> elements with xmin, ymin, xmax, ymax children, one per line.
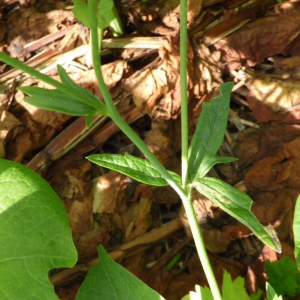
<box><xmin>180</xmin><ymin>0</ymin><xmax>189</xmax><ymax>188</ymax></box>
<box><xmin>182</xmin><ymin>199</ymin><xmax>222</xmax><ymax>300</ymax></box>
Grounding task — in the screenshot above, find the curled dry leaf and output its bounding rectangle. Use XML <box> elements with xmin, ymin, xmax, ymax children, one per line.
<box><xmin>45</xmin><ymin>152</ymin><xmax>93</xmax><ymax>234</ymax></box>
<box><xmin>214</xmin><ymin>9</ymin><xmax>300</xmax><ymax>70</ymax></box>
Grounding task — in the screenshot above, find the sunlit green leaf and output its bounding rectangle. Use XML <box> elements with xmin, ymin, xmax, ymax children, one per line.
<box><xmin>0</xmin><ymin>159</ymin><xmax>77</xmax><ymax>299</ymax></box>
<box><xmin>57</xmin><ymin>65</ymin><xmax>107</xmax><ymax>112</ymax></box>
<box><xmin>72</xmin><ymin>0</ymin><xmax>89</xmax><ymax>27</ymax></box>
<box><xmin>192</xmin><ymin>177</ymin><xmax>282</xmax><ymax>253</ymax></box>
<box><xmin>76</xmin><ymin>246</ymin><xmax>164</xmax><ymax>300</ymax></box>
<box><xmin>20</xmin><ymin>86</ymin><xmax>96</xmax><ymax>117</ymax></box>
<box><xmin>196</xmin><ymin>156</ymin><xmax>237</xmax><ymax>178</ymax></box>
<box><xmin>87</xmin><ymin>153</ymin><xmax>181</xmax><ymax>186</ymax></box>
<box><xmin>188</xmin><ymin>82</ymin><xmax>234</xmax><ymax>181</ymax></box>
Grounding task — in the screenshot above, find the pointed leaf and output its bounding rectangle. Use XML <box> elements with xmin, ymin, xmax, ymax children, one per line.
<box><xmin>193</xmin><ymin>177</ymin><xmax>282</xmax><ymax>252</ymax></box>
<box><xmin>0</xmin><ymin>158</ymin><xmax>77</xmax><ymax>299</ymax></box>
<box><xmin>188</xmin><ymin>82</ymin><xmax>234</xmax><ymax>181</ymax></box>
<box><xmin>76</xmin><ymin>246</ymin><xmax>164</xmax><ymax>300</ymax></box>
<box><xmin>87</xmin><ymin>153</ymin><xmax>181</xmax><ymax>186</ymax></box>
<box><xmin>97</xmin><ymin>0</ymin><xmax>115</xmax><ymax>29</ymax></box>
<box><xmin>57</xmin><ymin>65</ymin><xmax>106</xmax><ymax>112</ymax></box>
<box><xmin>196</xmin><ymin>156</ymin><xmax>237</xmax><ymax>178</ymax></box>
<box><xmin>20</xmin><ymin>86</ymin><xmax>96</xmax><ymax>116</ymax></box>
<box><xmin>293</xmin><ymin>193</ymin><xmax>300</xmax><ymax>271</ymax></box>
<box><xmin>222</xmin><ymin>270</ymin><xmax>250</xmax><ymax>300</ymax></box>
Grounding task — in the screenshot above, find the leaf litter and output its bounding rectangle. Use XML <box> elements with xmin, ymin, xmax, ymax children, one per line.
<box><xmin>2</xmin><ymin>0</ymin><xmax>300</xmax><ymax>299</ymax></box>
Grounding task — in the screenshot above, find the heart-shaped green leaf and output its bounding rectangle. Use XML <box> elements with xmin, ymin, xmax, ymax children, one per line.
<box><xmin>76</xmin><ymin>246</ymin><xmax>164</xmax><ymax>300</ymax></box>
<box><xmin>0</xmin><ymin>159</ymin><xmax>77</xmax><ymax>299</ymax></box>
<box><xmin>188</xmin><ymin>82</ymin><xmax>234</xmax><ymax>181</ymax></box>
<box><xmin>87</xmin><ymin>153</ymin><xmax>181</xmax><ymax>186</ymax></box>
<box><xmin>193</xmin><ymin>177</ymin><xmax>281</xmax><ymax>253</ymax></box>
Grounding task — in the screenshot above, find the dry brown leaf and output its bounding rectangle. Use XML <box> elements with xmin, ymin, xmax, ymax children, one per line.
<box><xmin>92</xmin><ymin>171</ymin><xmax>129</xmax><ymax>214</ymax></box>
<box><xmin>214</xmin><ymin>9</ymin><xmax>300</xmax><ymax>69</ymax></box>
<box><xmin>74</xmin><ymin>222</ymin><xmax>110</xmax><ymax>262</ymax></box>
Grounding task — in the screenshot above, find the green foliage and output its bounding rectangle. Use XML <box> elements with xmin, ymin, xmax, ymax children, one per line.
<box><xmin>76</xmin><ymin>246</ymin><xmax>164</xmax><ymax>300</ymax></box>
<box><xmin>182</xmin><ymin>270</ymin><xmax>262</xmax><ymax>300</ymax></box>
<box><xmin>192</xmin><ymin>177</ymin><xmax>281</xmax><ymax>252</ymax></box>
<box><xmin>266</xmin><ymin>256</ymin><xmax>300</xmax><ymax>297</ymax></box>
<box><xmin>266</xmin><ymin>283</ymin><xmax>283</xmax><ymax>300</ymax></box>
<box><xmin>87</xmin><ymin>153</ymin><xmax>181</xmax><ymax>186</ymax></box>
<box><xmin>72</xmin><ymin>0</ymin><xmax>123</xmax><ymax>35</ymax></box>
<box><xmin>293</xmin><ymin>193</ymin><xmax>300</xmax><ymax>271</ymax></box>
<box><xmin>188</xmin><ymin>82</ymin><xmax>234</xmax><ymax>181</ymax></box>
<box><xmin>0</xmin><ymin>159</ymin><xmax>77</xmax><ymax>299</ymax></box>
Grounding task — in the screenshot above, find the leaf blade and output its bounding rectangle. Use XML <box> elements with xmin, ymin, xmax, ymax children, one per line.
<box><xmin>87</xmin><ymin>153</ymin><xmax>181</xmax><ymax>186</ymax></box>
<box><xmin>75</xmin><ymin>246</ymin><xmax>165</xmax><ymax>300</ymax></box>
<box><xmin>193</xmin><ymin>177</ymin><xmax>282</xmax><ymax>252</ymax></box>
<box><xmin>0</xmin><ymin>159</ymin><xmax>77</xmax><ymax>299</ymax></box>
<box><xmin>188</xmin><ymin>82</ymin><xmax>234</xmax><ymax>181</ymax></box>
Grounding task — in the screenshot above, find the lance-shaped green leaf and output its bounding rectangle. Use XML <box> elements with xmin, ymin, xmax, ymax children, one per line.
<box><xmin>195</xmin><ymin>156</ymin><xmax>237</xmax><ymax>179</ymax></box>
<box><xmin>19</xmin><ymin>86</ymin><xmax>97</xmax><ymax>117</ymax></box>
<box><xmin>266</xmin><ymin>283</ymin><xmax>283</xmax><ymax>300</ymax></box>
<box><xmin>188</xmin><ymin>82</ymin><xmax>234</xmax><ymax>181</ymax></box>
<box><xmin>87</xmin><ymin>153</ymin><xmax>181</xmax><ymax>186</ymax></box>
<box><xmin>0</xmin><ymin>158</ymin><xmax>77</xmax><ymax>299</ymax></box>
<box><xmin>293</xmin><ymin>193</ymin><xmax>300</xmax><ymax>271</ymax></box>
<box><xmin>76</xmin><ymin>246</ymin><xmax>164</xmax><ymax>300</ymax></box>
<box><xmin>57</xmin><ymin>65</ymin><xmax>107</xmax><ymax>113</ymax></box>
<box><xmin>192</xmin><ymin>177</ymin><xmax>282</xmax><ymax>253</ymax></box>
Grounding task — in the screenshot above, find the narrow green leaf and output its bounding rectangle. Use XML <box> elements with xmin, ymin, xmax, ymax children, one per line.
<box><xmin>0</xmin><ymin>158</ymin><xmax>77</xmax><ymax>299</ymax></box>
<box><xmin>196</xmin><ymin>156</ymin><xmax>237</xmax><ymax>178</ymax></box>
<box><xmin>76</xmin><ymin>246</ymin><xmax>165</xmax><ymax>300</ymax></box>
<box><xmin>188</xmin><ymin>82</ymin><xmax>234</xmax><ymax>181</ymax></box>
<box><xmin>266</xmin><ymin>283</ymin><xmax>283</xmax><ymax>300</ymax></box>
<box><xmin>57</xmin><ymin>65</ymin><xmax>107</xmax><ymax>113</ymax></box>
<box><xmin>20</xmin><ymin>86</ymin><xmax>96</xmax><ymax>116</ymax></box>
<box><xmin>87</xmin><ymin>153</ymin><xmax>181</xmax><ymax>186</ymax></box>
<box><xmin>108</xmin><ymin>3</ymin><xmax>124</xmax><ymax>36</ymax></box>
<box><xmin>293</xmin><ymin>193</ymin><xmax>300</xmax><ymax>271</ymax></box>
<box><xmin>193</xmin><ymin>177</ymin><xmax>282</xmax><ymax>253</ymax></box>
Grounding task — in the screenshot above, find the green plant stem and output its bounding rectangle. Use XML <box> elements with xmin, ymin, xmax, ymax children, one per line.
<box><xmin>182</xmin><ymin>199</ymin><xmax>222</xmax><ymax>300</ymax></box>
<box><xmin>0</xmin><ymin>53</ymin><xmax>104</xmax><ymax>111</ymax></box>
<box><xmin>180</xmin><ymin>0</ymin><xmax>189</xmax><ymax>188</ymax></box>
<box><xmin>89</xmin><ymin>1</ymin><xmax>222</xmax><ymax>299</ymax></box>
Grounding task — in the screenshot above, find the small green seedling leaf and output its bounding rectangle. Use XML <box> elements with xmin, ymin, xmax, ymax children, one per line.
<box><xmin>188</xmin><ymin>82</ymin><xmax>234</xmax><ymax>181</ymax></box>
<box><xmin>20</xmin><ymin>86</ymin><xmax>97</xmax><ymax>117</ymax></box>
<box><xmin>72</xmin><ymin>0</ymin><xmax>123</xmax><ymax>35</ymax></box>
<box><xmin>293</xmin><ymin>193</ymin><xmax>300</xmax><ymax>271</ymax></box>
<box><xmin>72</xmin><ymin>0</ymin><xmax>89</xmax><ymax>27</ymax></box>
<box><xmin>181</xmin><ymin>285</ymin><xmax>213</xmax><ymax>300</ymax></box>
<box><xmin>266</xmin><ymin>283</ymin><xmax>283</xmax><ymax>300</ymax></box>
<box><xmin>222</xmin><ymin>270</ymin><xmax>250</xmax><ymax>300</ymax></box>
<box><xmin>87</xmin><ymin>153</ymin><xmax>181</xmax><ymax>186</ymax></box>
<box><xmin>57</xmin><ymin>65</ymin><xmax>107</xmax><ymax>112</ymax></box>
<box><xmin>0</xmin><ymin>158</ymin><xmax>77</xmax><ymax>299</ymax></box>
<box><xmin>192</xmin><ymin>177</ymin><xmax>282</xmax><ymax>252</ymax></box>
<box><xmin>76</xmin><ymin>245</ymin><xmax>164</xmax><ymax>300</ymax></box>
<box><xmin>196</xmin><ymin>156</ymin><xmax>237</xmax><ymax>178</ymax></box>
<box><xmin>266</xmin><ymin>256</ymin><xmax>300</xmax><ymax>297</ymax></box>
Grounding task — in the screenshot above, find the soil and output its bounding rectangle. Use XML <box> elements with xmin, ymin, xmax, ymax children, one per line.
<box><xmin>1</xmin><ymin>0</ymin><xmax>300</xmax><ymax>299</ymax></box>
